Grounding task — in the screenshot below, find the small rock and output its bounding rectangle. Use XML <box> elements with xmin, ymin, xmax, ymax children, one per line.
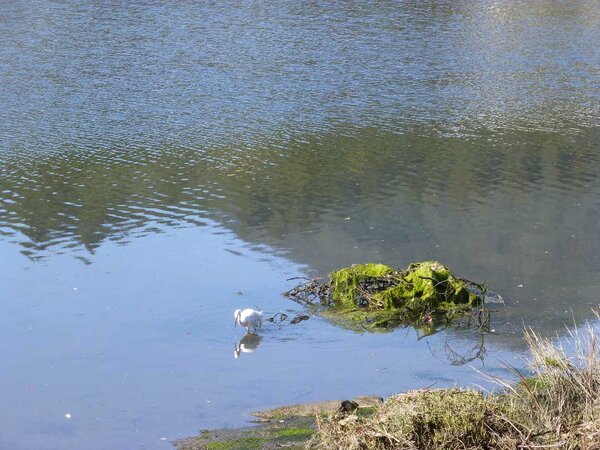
<box><xmin>338</xmin><ymin>400</ymin><xmax>359</xmax><ymax>414</ymax></box>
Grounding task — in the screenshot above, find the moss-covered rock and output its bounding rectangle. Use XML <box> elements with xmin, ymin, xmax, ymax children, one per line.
<box><xmin>285</xmin><ymin>261</ymin><xmax>487</xmax><ymax>332</ymax></box>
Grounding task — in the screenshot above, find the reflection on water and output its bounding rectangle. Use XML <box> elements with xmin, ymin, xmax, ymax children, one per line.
<box><xmin>444</xmin><ymin>333</ymin><xmax>488</xmax><ymax>367</ymax></box>
<box><xmin>234</xmin><ymin>333</ymin><xmax>262</xmax><ymax>359</ymax></box>
<box><xmin>2</xmin><ymin>127</ymin><xmax>600</xmax><ymax>333</ymax></box>
<box><xmin>1</xmin><ymin>0</ymin><xmax>600</xmax><ymax>449</ymax></box>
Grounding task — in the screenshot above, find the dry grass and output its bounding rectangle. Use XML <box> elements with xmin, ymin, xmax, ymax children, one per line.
<box><xmin>310</xmin><ymin>316</ymin><xmax>600</xmax><ymax>449</ymax></box>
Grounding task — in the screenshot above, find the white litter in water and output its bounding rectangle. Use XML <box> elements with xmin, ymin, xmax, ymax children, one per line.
<box><xmin>65</xmin><ymin>413</ymin><xmax>72</xmax><ymax>419</ymax></box>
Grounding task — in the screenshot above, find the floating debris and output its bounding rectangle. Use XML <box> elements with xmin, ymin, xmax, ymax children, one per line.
<box><xmin>290</xmin><ymin>314</ymin><xmax>310</xmax><ymax>325</ymax></box>
<box><xmin>267</xmin><ymin>312</ymin><xmax>288</xmax><ymax>323</ymax></box>
<box><xmin>285</xmin><ymin>261</ymin><xmax>494</xmax><ymax>333</ymax></box>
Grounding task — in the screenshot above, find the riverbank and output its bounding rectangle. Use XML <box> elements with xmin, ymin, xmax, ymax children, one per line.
<box><xmin>175</xmin><ymin>322</ymin><xmax>600</xmax><ymax>449</ymax></box>
<box><xmin>173</xmin><ymin>395</ymin><xmax>383</xmax><ymax>449</ymax></box>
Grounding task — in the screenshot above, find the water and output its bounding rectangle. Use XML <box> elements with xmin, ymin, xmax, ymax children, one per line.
<box><xmin>1</xmin><ymin>1</ymin><xmax>600</xmax><ymax>448</ymax></box>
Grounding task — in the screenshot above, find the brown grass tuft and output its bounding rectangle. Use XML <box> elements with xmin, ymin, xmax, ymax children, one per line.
<box><xmin>310</xmin><ymin>314</ymin><xmax>600</xmax><ymax>449</ymax></box>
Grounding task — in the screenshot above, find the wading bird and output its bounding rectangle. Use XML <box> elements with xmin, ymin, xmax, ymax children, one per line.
<box><xmin>234</xmin><ymin>308</ymin><xmax>263</xmax><ymax>333</ymax></box>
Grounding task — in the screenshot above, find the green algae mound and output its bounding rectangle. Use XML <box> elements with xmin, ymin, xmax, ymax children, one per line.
<box><xmin>330</xmin><ymin>263</ymin><xmax>395</xmax><ymax>308</ymax></box>
<box><xmin>285</xmin><ymin>261</ymin><xmax>487</xmax><ymax>332</ymax></box>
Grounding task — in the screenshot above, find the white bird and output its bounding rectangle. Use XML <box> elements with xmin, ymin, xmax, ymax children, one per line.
<box><xmin>234</xmin><ymin>308</ymin><xmax>263</xmax><ymax>333</ymax></box>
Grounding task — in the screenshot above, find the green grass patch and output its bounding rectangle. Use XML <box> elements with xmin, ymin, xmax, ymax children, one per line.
<box><xmin>274</xmin><ymin>427</ymin><xmax>313</xmax><ymax>438</ymax></box>
<box><xmin>205</xmin><ymin>436</ymin><xmax>262</xmax><ymax>450</ymax></box>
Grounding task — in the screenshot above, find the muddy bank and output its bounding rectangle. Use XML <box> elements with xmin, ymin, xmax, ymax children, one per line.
<box><xmin>172</xmin><ymin>396</ymin><xmax>382</xmax><ymax>450</ymax></box>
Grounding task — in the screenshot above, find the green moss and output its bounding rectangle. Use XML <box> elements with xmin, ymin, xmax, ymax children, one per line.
<box><xmin>205</xmin><ymin>436</ymin><xmax>262</xmax><ymax>450</ymax></box>
<box><xmin>205</xmin><ymin>443</ymin><xmax>230</xmax><ymax>450</ymax></box>
<box><xmin>330</xmin><ymin>263</ymin><xmax>395</xmax><ymax>308</ymax></box>
<box><xmin>373</xmin><ymin>261</ymin><xmax>477</xmax><ymax>310</ymax></box>
<box><xmin>307</xmin><ymin>261</ymin><xmax>485</xmax><ymax>332</ymax></box>
<box><xmin>356</xmin><ymin>406</ymin><xmax>378</xmax><ymax>417</ymax></box>
<box><xmin>178</xmin><ymin>416</ymin><xmax>316</xmax><ymax>450</ymax></box>
<box><xmin>274</xmin><ymin>427</ymin><xmax>313</xmax><ymax>437</ymax></box>
<box><xmin>273</xmin><ymin>427</ymin><xmax>314</xmax><ymax>443</ymax></box>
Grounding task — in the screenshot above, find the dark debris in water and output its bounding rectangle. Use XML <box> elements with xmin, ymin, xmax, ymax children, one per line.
<box><xmin>267</xmin><ymin>312</ymin><xmax>310</xmax><ymax>325</ymax></box>
<box><xmin>290</xmin><ymin>314</ymin><xmax>310</xmax><ymax>325</ymax></box>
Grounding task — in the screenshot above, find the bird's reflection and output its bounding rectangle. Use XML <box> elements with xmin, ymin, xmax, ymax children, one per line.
<box><xmin>234</xmin><ymin>333</ymin><xmax>262</xmax><ymax>359</ymax></box>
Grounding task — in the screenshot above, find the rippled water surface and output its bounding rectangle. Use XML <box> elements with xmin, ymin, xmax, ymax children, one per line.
<box><xmin>1</xmin><ymin>1</ymin><xmax>600</xmax><ymax>449</ymax></box>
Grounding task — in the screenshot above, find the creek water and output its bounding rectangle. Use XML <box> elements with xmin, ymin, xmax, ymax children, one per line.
<box><xmin>1</xmin><ymin>1</ymin><xmax>600</xmax><ymax>449</ymax></box>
